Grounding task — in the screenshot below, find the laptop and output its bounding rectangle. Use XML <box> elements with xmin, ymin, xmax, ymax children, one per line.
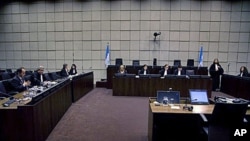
<box><xmin>156</xmin><ymin>91</ymin><xmax>180</xmax><ymax>104</ymax></box>
<box><xmin>189</xmin><ymin>89</ymin><xmax>209</xmax><ymax>105</ymax></box>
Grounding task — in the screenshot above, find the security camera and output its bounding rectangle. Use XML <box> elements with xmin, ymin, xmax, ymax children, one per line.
<box><xmin>153</xmin><ymin>32</ymin><xmax>161</xmax><ymax>40</ymax></box>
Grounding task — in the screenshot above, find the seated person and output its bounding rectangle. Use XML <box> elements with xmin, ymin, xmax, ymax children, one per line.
<box><xmin>69</xmin><ymin>64</ymin><xmax>77</xmax><ymax>75</ymax></box>
<box><xmin>159</xmin><ymin>64</ymin><xmax>172</xmax><ymax>77</ymax></box>
<box><xmin>11</xmin><ymin>67</ymin><xmax>31</xmax><ymax>92</ymax></box>
<box><xmin>174</xmin><ymin>65</ymin><xmax>185</xmax><ymax>75</ymax></box>
<box><xmin>117</xmin><ymin>65</ymin><xmax>127</xmax><ymax>74</ymax></box>
<box><xmin>32</xmin><ymin>66</ymin><xmax>47</xmax><ymax>86</ymax></box>
<box><xmin>139</xmin><ymin>64</ymin><xmax>150</xmax><ymax>75</ymax></box>
<box><xmin>60</xmin><ymin>63</ymin><xmax>69</xmax><ymax>77</ymax></box>
<box><xmin>238</xmin><ymin>66</ymin><xmax>248</xmax><ymax>77</ymax></box>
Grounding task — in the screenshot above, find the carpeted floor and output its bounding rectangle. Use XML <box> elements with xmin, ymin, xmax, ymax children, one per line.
<box><xmin>46</xmin><ymin>88</ymin><xmax>229</xmax><ymax>141</ymax></box>
<box><xmin>46</xmin><ymin>88</ymin><xmax>149</xmax><ymax>141</ymax></box>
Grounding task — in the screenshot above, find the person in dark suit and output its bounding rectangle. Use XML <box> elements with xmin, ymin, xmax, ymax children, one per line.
<box><xmin>209</xmin><ymin>58</ymin><xmax>224</xmax><ymax>91</ymax></box>
<box><xmin>159</xmin><ymin>64</ymin><xmax>172</xmax><ymax>77</ymax></box>
<box><xmin>11</xmin><ymin>67</ymin><xmax>31</xmax><ymax>92</ymax></box>
<box><xmin>69</xmin><ymin>64</ymin><xmax>77</xmax><ymax>75</ymax></box>
<box><xmin>117</xmin><ymin>65</ymin><xmax>127</xmax><ymax>74</ymax></box>
<box><xmin>238</xmin><ymin>66</ymin><xmax>248</xmax><ymax>77</ymax></box>
<box><xmin>139</xmin><ymin>64</ymin><xmax>150</xmax><ymax>75</ymax></box>
<box><xmin>60</xmin><ymin>64</ymin><xmax>69</xmax><ymax>77</ymax></box>
<box><xmin>174</xmin><ymin>65</ymin><xmax>185</xmax><ymax>75</ymax></box>
<box><xmin>32</xmin><ymin>66</ymin><xmax>46</xmax><ymax>86</ymax></box>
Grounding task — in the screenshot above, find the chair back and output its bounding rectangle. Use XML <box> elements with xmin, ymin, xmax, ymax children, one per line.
<box><xmin>0</xmin><ymin>81</ymin><xmax>7</xmax><ymax>94</ymax></box>
<box><xmin>115</xmin><ymin>58</ymin><xmax>123</xmax><ymax>66</ymax></box>
<box><xmin>173</xmin><ymin>60</ymin><xmax>181</xmax><ymax>67</ymax></box>
<box><xmin>1</xmin><ymin>72</ymin><xmax>11</xmax><ymax>80</ymax></box>
<box><xmin>132</xmin><ymin>60</ymin><xmax>140</xmax><ymax>66</ymax></box>
<box><xmin>208</xmin><ymin>101</ymin><xmax>248</xmax><ymax>141</ymax></box>
<box><xmin>210</xmin><ymin>102</ymin><xmax>248</xmax><ymax>126</ymax></box>
<box><xmin>44</xmin><ymin>73</ymin><xmax>52</xmax><ymax>81</ymax></box>
<box><xmin>187</xmin><ymin>59</ymin><xmax>194</xmax><ymax>67</ymax></box>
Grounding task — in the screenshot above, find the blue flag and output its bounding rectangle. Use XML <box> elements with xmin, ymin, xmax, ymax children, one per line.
<box><xmin>198</xmin><ymin>46</ymin><xmax>203</xmax><ymax>67</ymax></box>
<box><xmin>105</xmin><ymin>44</ymin><xmax>110</xmax><ymax>68</ymax></box>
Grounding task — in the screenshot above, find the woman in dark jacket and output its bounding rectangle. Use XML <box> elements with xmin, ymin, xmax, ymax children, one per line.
<box><xmin>238</xmin><ymin>66</ymin><xmax>248</xmax><ymax>77</ymax></box>
<box><xmin>209</xmin><ymin>58</ymin><xmax>224</xmax><ymax>91</ymax></box>
<box><xmin>69</xmin><ymin>64</ymin><xmax>77</xmax><ymax>75</ymax></box>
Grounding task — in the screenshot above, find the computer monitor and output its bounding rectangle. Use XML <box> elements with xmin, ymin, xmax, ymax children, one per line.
<box><xmin>149</xmin><ymin>74</ymin><xmax>161</xmax><ymax>78</ymax></box>
<box><xmin>114</xmin><ymin>73</ymin><xmax>125</xmax><ymax>77</ymax></box>
<box><xmin>157</xmin><ymin>91</ymin><xmax>180</xmax><ymax>104</ymax></box>
<box><xmin>125</xmin><ymin>74</ymin><xmax>136</xmax><ymax>78</ymax></box>
<box><xmin>189</xmin><ymin>89</ymin><xmax>209</xmax><ymax>105</ymax></box>
<box><xmin>186</xmin><ymin>69</ymin><xmax>195</xmax><ymax>75</ymax></box>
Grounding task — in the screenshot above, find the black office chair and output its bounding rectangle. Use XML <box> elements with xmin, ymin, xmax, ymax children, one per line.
<box><xmin>200</xmin><ymin>100</ymin><xmax>249</xmax><ymax>141</ymax></box>
<box><xmin>5</xmin><ymin>69</ymin><xmax>12</xmax><ymax>73</ymax></box>
<box><xmin>132</xmin><ymin>60</ymin><xmax>140</xmax><ymax>66</ymax></box>
<box><xmin>44</xmin><ymin>73</ymin><xmax>52</xmax><ymax>81</ymax></box>
<box><xmin>173</xmin><ymin>60</ymin><xmax>181</xmax><ymax>67</ymax></box>
<box><xmin>0</xmin><ymin>81</ymin><xmax>18</xmax><ymax>97</ymax></box>
<box><xmin>50</xmin><ymin>72</ymin><xmax>60</xmax><ymax>80</ymax></box>
<box><xmin>187</xmin><ymin>59</ymin><xmax>194</xmax><ymax>67</ymax></box>
<box><xmin>1</xmin><ymin>72</ymin><xmax>11</xmax><ymax>80</ymax></box>
<box><xmin>115</xmin><ymin>58</ymin><xmax>123</xmax><ymax>66</ymax></box>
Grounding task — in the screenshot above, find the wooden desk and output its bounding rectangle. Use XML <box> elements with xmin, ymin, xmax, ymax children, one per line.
<box><xmin>112</xmin><ymin>76</ymin><xmax>212</xmax><ymax>97</ymax></box>
<box><xmin>107</xmin><ymin>65</ymin><xmax>208</xmax><ymax>89</ymax></box>
<box><xmin>148</xmin><ymin>99</ymin><xmax>250</xmax><ymax>141</ymax></box>
<box><xmin>0</xmin><ymin>79</ymin><xmax>72</xmax><ymax>141</ymax></box>
<box><xmin>221</xmin><ymin>74</ymin><xmax>250</xmax><ymax>100</ymax></box>
<box><xmin>71</xmin><ymin>72</ymin><xmax>94</xmax><ymax>102</ymax></box>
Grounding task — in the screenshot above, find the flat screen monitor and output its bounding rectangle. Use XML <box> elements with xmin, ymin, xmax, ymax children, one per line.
<box><xmin>139</xmin><ymin>74</ymin><xmax>150</xmax><ymax>78</ymax></box>
<box><xmin>150</xmin><ymin>74</ymin><xmax>161</xmax><ymax>78</ymax></box>
<box><xmin>189</xmin><ymin>89</ymin><xmax>209</xmax><ymax>105</ymax></box>
<box><xmin>186</xmin><ymin>69</ymin><xmax>195</xmax><ymax>75</ymax></box>
<box><xmin>157</xmin><ymin>91</ymin><xmax>180</xmax><ymax>104</ymax></box>
<box><xmin>114</xmin><ymin>73</ymin><xmax>125</xmax><ymax>77</ymax></box>
<box><xmin>125</xmin><ymin>74</ymin><xmax>136</xmax><ymax>78</ymax></box>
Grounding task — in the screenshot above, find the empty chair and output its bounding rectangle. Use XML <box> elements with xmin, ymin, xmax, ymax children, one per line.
<box><xmin>187</xmin><ymin>59</ymin><xmax>194</xmax><ymax>67</ymax></box>
<box><xmin>115</xmin><ymin>58</ymin><xmax>123</xmax><ymax>66</ymax></box>
<box><xmin>200</xmin><ymin>101</ymin><xmax>249</xmax><ymax>141</ymax></box>
<box><xmin>50</xmin><ymin>72</ymin><xmax>61</xmax><ymax>80</ymax></box>
<box><xmin>25</xmin><ymin>70</ymin><xmax>33</xmax><ymax>76</ymax></box>
<box><xmin>0</xmin><ymin>80</ymin><xmax>18</xmax><ymax>96</ymax></box>
<box><xmin>5</xmin><ymin>69</ymin><xmax>12</xmax><ymax>73</ymax></box>
<box><xmin>44</xmin><ymin>73</ymin><xmax>52</xmax><ymax>81</ymax></box>
<box><xmin>132</xmin><ymin>60</ymin><xmax>140</xmax><ymax>66</ymax></box>
<box><xmin>1</xmin><ymin>72</ymin><xmax>11</xmax><ymax>80</ymax></box>
<box><xmin>173</xmin><ymin>60</ymin><xmax>181</xmax><ymax>67</ymax></box>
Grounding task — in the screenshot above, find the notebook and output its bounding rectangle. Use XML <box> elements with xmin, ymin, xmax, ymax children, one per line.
<box><xmin>189</xmin><ymin>89</ymin><xmax>209</xmax><ymax>105</ymax></box>
<box><xmin>156</xmin><ymin>91</ymin><xmax>180</xmax><ymax>104</ymax></box>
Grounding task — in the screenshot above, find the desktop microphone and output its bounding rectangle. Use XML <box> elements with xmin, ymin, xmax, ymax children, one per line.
<box><xmin>183</xmin><ymin>97</ymin><xmax>193</xmax><ymax>111</ymax></box>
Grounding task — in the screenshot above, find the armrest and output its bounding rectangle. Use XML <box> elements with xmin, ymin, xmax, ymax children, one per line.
<box><xmin>243</xmin><ymin>118</ymin><xmax>248</xmax><ymax>123</ymax></box>
<box><xmin>199</xmin><ymin>113</ymin><xmax>208</xmax><ymax>123</ymax></box>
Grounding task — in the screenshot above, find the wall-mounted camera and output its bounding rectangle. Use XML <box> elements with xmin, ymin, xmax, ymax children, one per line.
<box><xmin>153</xmin><ymin>32</ymin><xmax>161</xmax><ymax>41</ymax></box>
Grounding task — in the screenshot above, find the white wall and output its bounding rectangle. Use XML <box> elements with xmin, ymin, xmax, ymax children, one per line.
<box><xmin>0</xmin><ymin>0</ymin><xmax>249</xmax><ymax>83</ymax></box>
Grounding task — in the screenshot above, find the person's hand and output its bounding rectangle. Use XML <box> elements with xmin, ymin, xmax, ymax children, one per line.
<box><xmin>24</xmin><ymin>80</ymin><xmax>31</xmax><ymax>86</ymax></box>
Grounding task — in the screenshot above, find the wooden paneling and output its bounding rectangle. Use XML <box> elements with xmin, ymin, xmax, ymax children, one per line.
<box><xmin>113</xmin><ymin>76</ymin><xmax>212</xmax><ymax>98</ymax></box>
<box><xmin>107</xmin><ymin>65</ymin><xmax>208</xmax><ymax>89</ymax></box>
<box><xmin>221</xmin><ymin>74</ymin><xmax>250</xmax><ymax>100</ymax></box>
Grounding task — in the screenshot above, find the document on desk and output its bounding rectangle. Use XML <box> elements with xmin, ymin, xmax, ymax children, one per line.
<box><xmin>170</xmin><ymin>105</ymin><xmax>180</xmax><ymax>109</ymax></box>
